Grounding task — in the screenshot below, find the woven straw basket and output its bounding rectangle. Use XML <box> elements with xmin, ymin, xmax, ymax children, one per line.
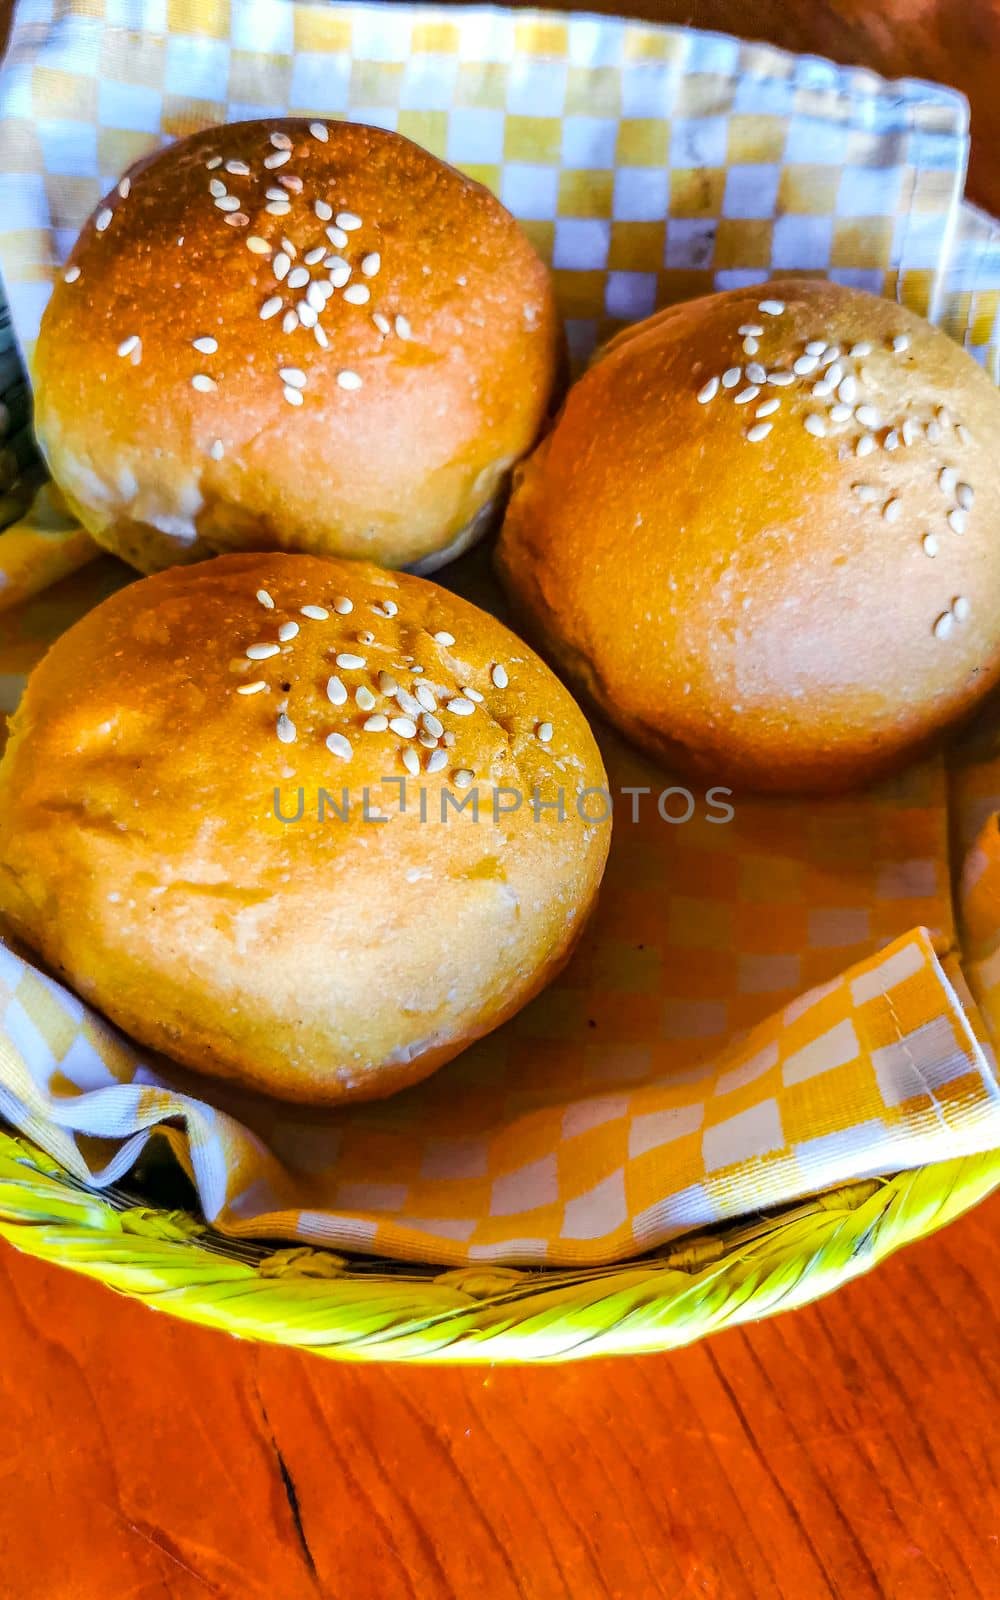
<box><xmin>3</xmin><ymin>236</ymin><xmax>1000</xmax><ymax>1363</ymax></box>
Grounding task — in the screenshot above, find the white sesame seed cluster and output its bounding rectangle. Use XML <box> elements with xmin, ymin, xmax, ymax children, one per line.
<box><xmin>83</xmin><ymin>121</ymin><xmax>419</xmax><ymax>424</ymax></box>
<box><xmin>695</xmin><ymin>298</ymin><xmax>976</xmax><ymax>640</ymax></box>
<box><xmin>237</xmin><ymin>583</ymin><xmax>553</xmax><ymax>786</ymax></box>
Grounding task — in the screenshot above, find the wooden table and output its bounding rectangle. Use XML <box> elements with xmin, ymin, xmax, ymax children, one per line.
<box><xmin>3</xmin><ymin>4</ymin><xmax>1000</xmax><ymax>1596</ymax></box>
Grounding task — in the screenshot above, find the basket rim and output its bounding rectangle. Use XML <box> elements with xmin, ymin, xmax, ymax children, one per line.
<box><xmin>2</xmin><ymin>1126</ymin><xmax>998</xmax><ymax>1363</ymax></box>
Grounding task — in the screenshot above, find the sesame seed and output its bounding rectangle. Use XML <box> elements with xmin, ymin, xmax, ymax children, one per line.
<box><xmin>326</xmin><ymin>225</ymin><xmax>349</xmax><ymax>250</ymax></box>
<box><xmin>922</xmin><ymin>533</ymin><xmax>939</xmax><ymax>557</ymax></box>
<box><xmin>837</xmin><ymin>375</ymin><xmax>858</xmax><ymax>405</ymax></box>
<box><xmin>281</xmin><ymin>237</ymin><xmax>297</xmax><ymax>258</ymax></box>
<box><xmin>356</xmin><ymin>685</ymin><xmax>376</xmax><ymax>712</ymax></box>
<box><xmin>265</xmin><ymin>200</ymin><xmax>291</xmax><ymax>217</ymax></box>
<box><xmin>849</xmin><ymin>342</ymin><xmax>872</xmax><ymax>358</ymax></box>
<box><xmin>300</xmin><ymin>604</ymin><xmax>328</xmax><ymax>621</ymax></box>
<box><xmin>209</xmin><ymin>177</ymin><xmax>227</xmax><ymax>198</ymax></box>
<box><xmin>793</xmin><ymin>354</ymin><xmax>819</xmax><ymax>376</ymax></box>
<box><xmin>362</xmin><ymin>252</ymin><xmax>381</xmax><ymax>278</ymax></box>
<box><xmin>306</xmin><ymin>281</ymin><xmax>327</xmax><ymax>312</ymax></box>
<box><xmin>281</xmin><ymin>310</ymin><xmax>298</xmax><ymax>335</ymax></box>
<box><xmin>191</xmin><ymin>374</ymin><xmax>217</xmax><ymax>392</ymax></box>
<box><xmin>266</xmin><ymin>187</ymin><xmax>287</xmax><ymax>201</ymax></box>
<box><xmin>956</xmin><ymin>482</ymin><xmax>974</xmax><ymax>510</ymax></box>
<box><xmin>901</xmin><ymin>419</ymin><xmax>920</xmax><ymax>446</ymax></box>
<box><xmin>537</xmin><ymin>722</ymin><xmax>553</xmax><ymax>742</ymax></box>
<box><xmin>117</xmin><ymin>176</ymin><xmax>131</xmax><ymax>198</ymax></box>
<box><xmin>314</xmin><ymin>326</ymin><xmax>330</xmax><ymax>349</ymax></box>
<box><xmin>378</xmin><ymin>672</ymin><xmax>398</xmax><ymax>694</ymax></box>
<box><xmin>278</xmin><ymin>621</ymin><xmax>299</xmax><ymax>642</ymax></box>
<box><xmin>343</xmin><ymin>284</ymin><xmax>370</xmax><ymax>306</ymax></box>
<box><xmin>226</xmin><ymin>160</ymin><xmax>250</xmax><ymax>176</ymax></box>
<box><xmin>395</xmin><ymin>315</ymin><xmax>412</xmax><ymax>341</ymax></box>
<box><xmin>247</xmin><ymin>642</ymin><xmax>280</xmax><ymax>660</ymax></box>
<box><xmin>745</xmin><ymin>363</ymin><xmax>767</xmax><ymax>385</ymax></box>
<box><xmin>326</xmin><ymin>732</ymin><xmax>352</xmax><ymax>760</ymax></box>
<box><xmin>956</xmin><ymin>424</ymin><xmax>971</xmax><ymax>447</ymax></box>
<box><xmin>314</xmin><ymin>199</ymin><xmax>333</xmax><ymax>222</ymax></box>
<box><xmin>856</xmin><ymin>434</ymin><xmax>875</xmax><ymax>458</ymax></box>
<box><xmin>260</xmin><ymin>295</ymin><xmax>283</xmax><ymax>320</ymax></box>
<box><xmin>426</xmin><ymin>749</ymin><xmax>448</xmax><ymax>774</ymax></box>
<box><xmin>938</xmin><ymin>467</ymin><xmax>957</xmax><ymax>495</ymax></box>
<box><xmin>829</xmin><ymin>403</ymin><xmax>852</xmax><ymax>423</ymax></box>
<box><xmin>758</xmin><ymin>299</ymin><xmax>784</xmax><ymax>315</ymax></box>
<box><xmin>270</xmin><ymin>130</ymin><xmax>293</xmax><ymax>150</ymax></box>
<box><xmin>225</xmin><ymin>213</ymin><xmax>250</xmax><ymax>228</ymax></box>
<box><xmin>296</xmin><ymin>303</ymin><xmax>318</xmax><ymax>328</ymax></box>
<box><xmin>734</xmin><ymin>386</ymin><xmax>760</xmax><ymax>405</ymax></box>
<box><xmin>433</xmin><ymin>630</ymin><xmax>455</xmax><ymax>646</ymax></box>
<box><xmin>63</xmin><ymin>264</ymin><xmax>81</xmax><ymax>283</ymax></box>
<box><xmin>883</xmin><ymin>430</ymin><xmax>899</xmax><ymax>452</ymax></box>
<box><xmin>396</xmin><ymin>688</ymin><xmax>422</xmax><ymax>716</ymax></box>
<box><xmin>390</xmin><ymin>716</ymin><xmax>417</xmax><ymax>738</ymax></box>
<box><xmin>264</xmin><ymin>150</ymin><xmax>291</xmax><ymax>170</ymax></box>
<box><xmin>257</xmin><ymin>589</ymin><xmax>275</xmax><ymax>609</ymax></box>
<box><xmin>326</xmin><ymin>675</ymin><xmax>347</xmax><ymax>705</ymax></box>
<box><xmin>803</xmin><ymin>414</ymin><xmax>826</xmax><ymax>438</ymax></box>
<box><xmin>742</xmin><ymin>337</ymin><xmax>759</xmax><ymax>356</ymax></box>
<box><xmin>767</xmin><ymin>370</ymin><xmax>795</xmax><ymax>387</ymax></box>
<box><xmin>337</xmin><ymin>370</ymin><xmax>363</xmax><ymax>391</ymax></box>
<box><xmin>448</xmin><ymin>698</ymin><xmax>475</xmax><ymax>717</ymax></box>
<box><xmin>334</xmin><ymin>597</ymin><xmax>353</xmax><ymax>615</ymax></box>
<box><xmin>283</xmin><ymin>385</ymin><xmax>303</xmax><ymax>407</ymax></box>
<box><xmin>746</xmin><ymin>422</ymin><xmax>772</xmax><ymax>443</ymax></box>
<box><xmin>953</xmin><ymin>596</ymin><xmax>970</xmax><ymax>622</ymax></box>
<box><xmin>372</xmin><ymin>312</ymin><xmax>391</xmax><ymax>335</ymax></box>
<box><xmin>303</xmin><ymin>245</ymin><xmax>325</xmax><ymax>266</ymax></box>
<box><xmin>247</xmin><ymin>236</ymin><xmax>271</xmax><ymax>256</ymax></box>
<box><xmin>336</xmin><ymin>652</ymin><xmax>365</xmax><ymax>669</ymax></box>
<box><xmin>853</xmin><ymin>484</ymin><xmax>878</xmax><ymax>503</ymax></box>
<box><xmin>463</xmin><ymin>687</ymin><xmax>484</xmax><ymax>704</ymax></box>
<box><xmin>811</xmin><ymin>379</ymin><xmax>834</xmax><ymax>399</ymax></box>
<box><xmin>271</xmin><ymin>254</ymin><xmax>291</xmax><ymax>285</ymax></box>
<box><xmin>722</xmin><ymin>367</ymin><xmax>742</xmax><ymax>388</ymax></box>
<box><xmin>882</xmin><ymin>497</ymin><xmax>902</xmax><ymax>523</ymax></box>
<box><xmin>804</xmin><ymin>340</ymin><xmax>827</xmax><ymax>357</ymax></box>
<box><xmin>453</xmin><ymin>769</ymin><xmax>474</xmax><ymax>788</ymax></box>
<box><xmin>237</xmin><ymin>680</ymin><xmax>267</xmax><ymax>695</ymax></box>
<box><xmin>491</xmin><ymin>663</ymin><xmax>509</xmax><ymax>689</ymax></box>
<box><xmin>192</xmin><ymin>336</ymin><xmax>218</xmax><ymax>355</ymax></box>
<box><xmin>738</xmin><ymin>324</ymin><xmax>764</xmax><ymax>337</ymax></box>
<box><xmin>854</xmin><ymin>404</ymin><xmax>879</xmax><ymax>429</ymax></box>
<box><xmin>948</xmin><ymin>509</ymin><xmax>967</xmax><ymax>535</ymax></box>
<box><xmin>892</xmin><ymin>333</ymin><xmax>910</xmax><ymax>353</ymax></box>
<box><xmin>210</xmin><ymin>439</ymin><xmax>225</xmax><ymax>460</ymax></box>
<box><xmin>117</xmin><ymin>335</ymin><xmax>140</xmax><ymax>358</ymax></box>
<box><xmin>422</xmin><ymin>712</ymin><xmax>444</xmax><ymax>739</ymax></box>
<box><xmin>336</xmin><ymin>211</ymin><xmax>362</xmax><ymax>231</ymax></box>
<box><xmin>418</xmin><ymin>731</ymin><xmax>438</xmax><ymax>750</ymax></box>
<box><xmin>401</xmin><ymin>748</ymin><xmax>420</xmax><ymax>776</ymax></box>
<box><xmin>820</xmin><ymin>346</ymin><xmax>841</xmax><ymax>367</ymax></box>
<box><xmin>95</xmin><ymin>207</ymin><xmax>113</xmax><ymax>232</ymax></box>
<box><xmin>933</xmin><ymin>612</ymin><xmax>954</xmax><ymax>640</ymax></box>
<box><xmin>328</xmin><ymin>261</ymin><xmax>351</xmax><ymax>288</ymax></box>
<box><xmin>382</xmin><ymin>600</ymin><xmax>398</xmax><ymax>616</ymax></box>
<box><xmin>697</xmin><ymin>377</ymin><xmax>719</xmax><ymax>404</ymax></box>
<box><xmin>215</xmin><ymin>196</ymin><xmax>241</xmax><ymax>212</ymax></box>
<box><xmin>364</xmin><ymin>714</ymin><xmax>389</xmax><ymax>732</ymax></box>
<box><xmin>205</xmin><ymin>156</ymin><xmax>223</xmax><ymax>170</ymax></box>
<box><xmin>926</xmin><ymin>420</ymin><xmax>942</xmax><ymax>445</ymax></box>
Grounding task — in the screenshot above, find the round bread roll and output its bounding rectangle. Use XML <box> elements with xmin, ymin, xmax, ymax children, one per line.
<box><xmin>0</xmin><ymin>554</ymin><xmax>609</xmax><ymax>1103</ymax></box>
<box><xmin>34</xmin><ymin>119</ymin><xmax>561</xmax><ymax>576</ymax></box>
<box><xmin>497</xmin><ymin>278</ymin><xmax>1000</xmax><ymax>793</ymax></box>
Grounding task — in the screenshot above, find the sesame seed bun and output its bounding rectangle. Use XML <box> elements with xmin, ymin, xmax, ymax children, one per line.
<box><xmin>34</xmin><ymin>119</ymin><xmax>561</xmax><ymax>576</ymax></box>
<box><xmin>0</xmin><ymin>554</ymin><xmax>609</xmax><ymax>1104</ymax></box>
<box><xmin>497</xmin><ymin>278</ymin><xmax>1000</xmax><ymax>794</ymax></box>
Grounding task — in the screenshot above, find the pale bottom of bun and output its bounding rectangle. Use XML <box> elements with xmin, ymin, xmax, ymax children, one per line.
<box><xmin>407</xmin><ymin>490</ymin><xmax>501</xmax><ymax>576</ymax></box>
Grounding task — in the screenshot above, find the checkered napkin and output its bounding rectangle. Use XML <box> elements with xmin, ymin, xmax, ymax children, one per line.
<box><xmin>0</xmin><ymin>0</ymin><xmax>999</xmax><ymax>1267</ymax></box>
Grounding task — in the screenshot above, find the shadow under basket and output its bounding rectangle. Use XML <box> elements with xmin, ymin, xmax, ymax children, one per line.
<box><xmin>1</xmin><ymin>1127</ymin><xmax>998</xmax><ymax>1362</ymax></box>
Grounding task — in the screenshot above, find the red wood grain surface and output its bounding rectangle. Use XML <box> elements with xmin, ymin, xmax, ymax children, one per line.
<box><xmin>1</xmin><ymin>3</ymin><xmax>1000</xmax><ymax>1596</ymax></box>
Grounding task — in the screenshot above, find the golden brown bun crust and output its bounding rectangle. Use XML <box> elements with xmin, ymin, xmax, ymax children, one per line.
<box><xmin>496</xmin><ymin>278</ymin><xmax>1000</xmax><ymax>793</ymax></box>
<box><xmin>34</xmin><ymin>119</ymin><xmax>561</xmax><ymax>573</ymax></box>
<box><xmin>0</xmin><ymin>554</ymin><xmax>609</xmax><ymax>1103</ymax></box>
